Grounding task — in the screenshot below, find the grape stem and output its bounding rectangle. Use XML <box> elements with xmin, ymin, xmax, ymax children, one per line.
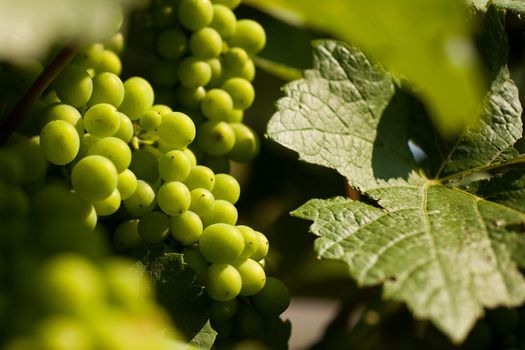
<box><xmin>0</xmin><ymin>45</ymin><xmax>78</xmax><ymax>145</ymax></box>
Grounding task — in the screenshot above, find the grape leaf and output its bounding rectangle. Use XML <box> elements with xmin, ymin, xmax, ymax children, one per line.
<box><xmin>267</xmin><ymin>40</ymin><xmax>525</xmax><ymax>342</ymax></box>
<box><xmin>246</xmin><ymin>0</ymin><xmax>485</xmax><ymax>136</ymax></box>
<box><xmin>474</xmin><ymin>0</ymin><xmax>525</xmax><ymax>13</ymax></box>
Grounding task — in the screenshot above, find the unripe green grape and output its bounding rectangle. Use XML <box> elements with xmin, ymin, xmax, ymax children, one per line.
<box><xmin>225</xmin><ymin>108</ymin><xmax>243</xmax><ymax>123</ymax></box>
<box><xmin>72</xmin><ymin>155</ymin><xmax>118</xmax><ymax>201</ymax></box>
<box><xmin>40</xmin><ymin>120</ymin><xmax>80</xmax><ymax>165</ymax></box>
<box><xmin>34</xmin><ymin>316</ymin><xmax>93</xmax><ymax>350</ymax></box>
<box><xmin>83</xmin><ymin>103</ymin><xmax>120</xmax><ymax>138</ymax></box>
<box><xmin>189</xmin><ymin>188</ymin><xmax>215</xmax><ymax>217</ymax></box>
<box><xmin>190</xmin><ymin>27</ymin><xmax>223</xmax><ymax>59</ymax></box>
<box><xmin>228</xmin><ymin>122</ymin><xmax>260</xmax><ymax>162</ymax></box>
<box><xmin>178</xmin><ymin>57</ymin><xmax>212</xmax><ymax>88</ymax></box>
<box><xmin>149</xmin><ymin>60</ymin><xmax>179</xmax><ymax>87</ymax></box>
<box><xmin>158</xmin><ymin>111</ymin><xmax>196</xmax><ymax>148</ymax></box>
<box><xmin>210</xmin><ymin>4</ymin><xmax>236</xmax><ymax>38</ymax></box>
<box><xmin>235</xmin><ymin>258</ymin><xmax>266</xmax><ymax>296</ymax></box>
<box><xmin>88</xmin><ymin>72</ymin><xmax>125</xmax><ymax>107</ymax></box>
<box><xmin>117</xmin><ymin>169</ymin><xmax>138</xmax><ymax>200</ymax></box>
<box><xmin>157</xmin><ymin>28</ymin><xmax>188</xmax><ymax>60</ymax></box>
<box><xmin>229</xmin><ymin>19</ymin><xmax>266</xmax><ymax>55</ymax></box>
<box><xmin>159</xmin><ymin>149</ymin><xmax>192</xmax><ymax>182</ymax></box>
<box><xmin>211</xmin><ymin>299</ymin><xmax>237</xmax><ymax>322</ymax></box>
<box><xmin>201</xmin><ymin>199</ymin><xmax>238</xmax><ymax>226</ymax></box>
<box><xmin>236</xmin><ymin>225</ymin><xmax>259</xmax><ymax>259</ymax></box>
<box><xmin>252</xmin><ymin>277</ymin><xmax>290</xmax><ymax>316</ymax></box>
<box><xmin>113</xmin><ymin>219</ymin><xmax>142</xmax><ymax>251</ymax></box>
<box><xmin>170</xmin><ymin>210</ymin><xmax>203</xmax><ymax>245</ymax></box>
<box><xmin>206</xmin><ymin>57</ymin><xmax>223</xmax><ymax>88</ymax></box>
<box><xmin>199</xmin><ymin>223</ymin><xmax>244</xmax><ymax>263</ymax></box>
<box><xmin>104</xmin><ymin>32</ymin><xmax>125</xmax><ymax>54</ymax></box>
<box><xmin>114</xmin><ymin>112</ymin><xmax>134</xmax><ymax>143</ymax></box>
<box><xmin>129</xmin><ymin>149</ymin><xmax>159</xmax><ymax>183</ymax></box>
<box><xmin>178</xmin><ymin>0</ymin><xmax>214</xmax><ymax>31</ymax></box>
<box><xmin>207</xmin><ymin>263</ymin><xmax>242</xmax><ymax>301</ymax></box>
<box><xmin>211</xmin><ymin>0</ymin><xmax>241</xmax><ymax>9</ymax></box>
<box><xmin>221</xmin><ymin>78</ymin><xmax>254</xmax><ymax>110</ymax></box>
<box><xmin>157</xmin><ymin>181</ymin><xmax>192</xmax><ymax>216</ymax></box>
<box><xmin>151</xmin><ymin>104</ymin><xmax>173</xmax><ymax>116</ymax></box>
<box><xmin>184</xmin><ymin>148</ymin><xmax>198</xmax><ymax>166</ymax></box>
<box><xmin>251</xmin><ymin>231</ymin><xmax>269</xmax><ymax>261</ymax></box>
<box><xmin>103</xmin><ymin>258</ymin><xmax>153</xmax><ymax>307</ymax></box>
<box><xmin>223</xmin><ymin>56</ymin><xmax>255</xmax><ymax>82</ymax></box>
<box><xmin>123</xmin><ymin>179</ymin><xmax>157</xmax><ymax>217</ymax></box>
<box><xmin>140</xmin><ymin>109</ymin><xmax>162</xmax><ymax>132</ymax></box>
<box><xmin>176</xmin><ymin>85</ymin><xmax>206</xmax><ymax>109</ymax></box>
<box><xmin>73</xmin><ymin>44</ymin><xmax>104</xmax><ymax>69</ymax></box>
<box><xmin>201</xmin><ymin>89</ymin><xmax>233</xmax><ymax>121</ymax></box>
<box><xmin>184</xmin><ymin>165</ymin><xmax>215</xmax><ymax>190</ymax></box>
<box><xmin>54</xmin><ymin>64</ymin><xmax>93</xmax><ymax>107</ymax></box>
<box><xmin>138</xmin><ymin>211</ymin><xmax>170</xmax><ymax>243</ymax></box>
<box><xmin>95</xmin><ymin>49</ymin><xmax>122</xmax><ymax>75</ymax></box>
<box><xmin>197</xmin><ymin>120</ymin><xmax>236</xmax><ymax>156</ymax></box>
<box><xmin>77</xmin><ymin>133</ymin><xmax>100</xmax><ymax>159</ymax></box>
<box><xmin>213</xmin><ymin>173</ymin><xmax>240</xmax><ymax>204</ymax></box>
<box><xmin>222</xmin><ymin>47</ymin><xmax>249</xmax><ymax>71</ymax></box>
<box><xmin>41</xmin><ymin>103</ymin><xmax>84</xmax><ymax>136</ymax></box>
<box><xmin>183</xmin><ymin>247</ymin><xmax>209</xmax><ymax>281</ymax></box>
<box><xmin>92</xmin><ymin>188</ymin><xmax>121</xmax><ymax>216</ymax></box>
<box><xmin>88</xmin><ymin>136</ymin><xmax>131</xmax><ymax>173</ymax></box>
<box><xmin>119</xmin><ymin>77</ymin><xmax>155</xmax><ymax>120</ymax></box>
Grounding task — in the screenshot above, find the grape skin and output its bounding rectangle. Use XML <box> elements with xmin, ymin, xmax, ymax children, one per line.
<box><xmin>207</xmin><ymin>263</ymin><xmax>242</xmax><ymax>301</ymax></box>
<box><xmin>40</xmin><ymin>120</ymin><xmax>80</xmax><ymax>165</ymax></box>
<box><xmin>71</xmin><ymin>155</ymin><xmax>118</xmax><ymax>202</ymax></box>
<box><xmin>199</xmin><ymin>223</ymin><xmax>244</xmax><ymax>263</ymax></box>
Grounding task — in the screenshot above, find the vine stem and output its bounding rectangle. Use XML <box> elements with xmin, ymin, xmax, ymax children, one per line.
<box><xmin>0</xmin><ymin>45</ymin><xmax>78</xmax><ymax>145</ymax></box>
<box><xmin>439</xmin><ymin>154</ymin><xmax>525</xmax><ymax>182</ymax></box>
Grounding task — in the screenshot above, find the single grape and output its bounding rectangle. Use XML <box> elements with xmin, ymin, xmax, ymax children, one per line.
<box><xmin>236</xmin><ymin>225</ymin><xmax>259</xmax><ymax>259</ymax></box>
<box><xmin>228</xmin><ymin>19</ymin><xmax>266</xmax><ymax>55</ymax></box>
<box><xmin>88</xmin><ymin>136</ymin><xmax>131</xmax><ymax>173</ymax></box>
<box><xmin>113</xmin><ymin>112</ymin><xmax>134</xmax><ymax>143</ymax></box>
<box><xmin>95</xmin><ymin>49</ymin><xmax>122</xmax><ymax>75</ymax></box>
<box><xmin>87</xmin><ymin>72</ymin><xmax>125</xmax><ymax>107</ymax></box>
<box><xmin>225</xmin><ymin>108</ymin><xmax>243</xmax><ymax>123</ymax></box>
<box><xmin>221</xmin><ymin>78</ymin><xmax>254</xmax><ymax>110</ymax></box>
<box><xmin>223</xmin><ymin>54</ymin><xmax>255</xmax><ymax>82</ymax></box>
<box><xmin>40</xmin><ymin>103</ymin><xmax>84</xmax><ymax>136</ymax></box>
<box><xmin>190</xmin><ymin>27</ymin><xmax>223</xmax><ymax>59</ymax></box>
<box><xmin>170</xmin><ymin>210</ymin><xmax>203</xmax><ymax>245</ymax></box>
<box><xmin>123</xmin><ymin>179</ymin><xmax>157</xmax><ymax>217</ymax></box>
<box><xmin>53</xmin><ymin>64</ymin><xmax>93</xmax><ymax>107</ymax></box>
<box><xmin>234</xmin><ymin>258</ymin><xmax>266</xmax><ymax>296</ymax></box>
<box><xmin>40</xmin><ymin>120</ymin><xmax>80</xmax><ymax>165</ymax></box>
<box><xmin>207</xmin><ymin>263</ymin><xmax>242</xmax><ymax>301</ymax></box>
<box><xmin>201</xmin><ymin>199</ymin><xmax>238</xmax><ymax>226</ymax></box>
<box><xmin>119</xmin><ymin>77</ymin><xmax>155</xmax><ymax>120</ymax></box>
<box><xmin>157</xmin><ymin>111</ymin><xmax>196</xmax><ymax>149</ymax></box>
<box><xmin>176</xmin><ymin>85</ymin><xmax>206</xmax><ymax>109</ymax></box>
<box><xmin>83</xmin><ymin>103</ymin><xmax>120</xmax><ymax>138</ymax></box>
<box><xmin>222</xmin><ymin>47</ymin><xmax>249</xmax><ymax>71</ymax></box>
<box><xmin>251</xmin><ymin>277</ymin><xmax>290</xmax><ymax>316</ymax></box>
<box><xmin>201</xmin><ymin>89</ymin><xmax>233</xmax><ymax>121</ymax></box>
<box><xmin>228</xmin><ymin>122</ymin><xmax>260</xmax><ymax>162</ymax></box>
<box><xmin>158</xmin><ymin>149</ymin><xmax>192</xmax><ymax>182</ymax></box>
<box><xmin>199</xmin><ymin>223</ymin><xmax>244</xmax><ymax>263</ymax></box>
<box><xmin>178</xmin><ymin>57</ymin><xmax>211</xmax><ymax>88</ymax></box>
<box><xmin>139</xmin><ymin>109</ymin><xmax>162</xmax><ymax>132</ymax></box>
<box><xmin>104</xmin><ymin>32</ymin><xmax>125</xmax><ymax>54</ymax></box>
<box><xmin>129</xmin><ymin>149</ymin><xmax>159</xmax><ymax>184</ymax></box>
<box><xmin>189</xmin><ymin>188</ymin><xmax>215</xmax><ymax>217</ymax></box>
<box><xmin>212</xmin><ymin>173</ymin><xmax>240</xmax><ymax>204</ymax></box>
<box><xmin>157</xmin><ymin>28</ymin><xmax>188</xmax><ymax>60</ymax></box>
<box><xmin>197</xmin><ymin>120</ymin><xmax>236</xmax><ymax>156</ymax></box>
<box><xmin>157</xmin><ymin>181</ymin><xmax>191</xmax><ymax>216</ymax></box>
<box><xmin>251</xmin><ymin>231</ymin><xmax>269</xmax><ymax>261</ymax></box>
<box><xmin>211</xmin><ymin>299</ymin><xmax>237</xmax><ymax>322</ymax></box>
<box><xmin>92</xmin><ymin>189</ymin><xmax>121</xmax><ymax>216</ymax></box>
<box><xmin>210</xmin><ymin>4</ymin><xmax>236</xmax><ymax>38</ymax></box>
<box><xmin>206</xmin><ymin>57</ymin><xmax>223</xmax><ymax>88</ymax></box>
<box><xmin>178</xmin><ymin>0</ymin><xmax>214</xmax><ymax>31</ymax></box>
<box><xmin>184</xmin><ymin>165</ymin><xmax>215</xmax><ymax>191</ymax></box>
<box><xmin>117</xmin><ymin>169</ymin><xmax>138</xmax><ymax>200</ymax></box>
<box><xmin>113</xmin><ymin>219</ymin><xmax>142</xmax><ymax>251</ymax></box>
<box><xmin>72</xmin><ymin>43</ymin><xmax>104</xmax><ymax>69</ymax></box>
<box><xmin>71</xmin><ymin>155</ymin><xmax>118</xmax><ymax>201</ymax></box>
<box><xmin>138</xmin><ymin>211</ymin><xmax>170</xmax><ymax>243</ymax></box>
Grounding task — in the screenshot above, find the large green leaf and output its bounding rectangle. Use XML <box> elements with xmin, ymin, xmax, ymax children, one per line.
<box><xmin>246</xmin><ymin>0</ymin><xmax>485</xmax><ymax>136</ymax></box>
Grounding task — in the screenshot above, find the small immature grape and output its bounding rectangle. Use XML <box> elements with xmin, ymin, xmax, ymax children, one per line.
<box><xmin>210</xmin><ymin>4</ymin><xmax>236</xmax><ymax>38</ymax></box>
<box><xmin>83</xmin><ymin>103</ymin><xmax>121</xmax><ymax>138</ymax></box>
<box><xmin>221</xmin><ymin>78</ymin><xmax>254</xmax><ymax>110</ymax></box>
<box><xmin>88</xmin><ymin>72</ymin><xmax>125</xmax><ymax>107</ymax></box>
<box><xmin>207</xmin><ymin>263</ymin><xmax>242</xmax><ymax>301</ymax></box>
<box><xmin>184</xmin><ymin>165</ymin><xmax>215</xmax><ymax>191</ymax></box>
<box><xmin>113</xmin><ymin>112</ymin><xmax>134</xmax><ymax>143</ymax></box>
<box><xmin>236</xmin><ymin>225</ymin><xmax>259</xmax><ymax>259</ymax></box>
<box><xmin>158</xmin><ymin>149</ymin><xmax>192</xmax><ymax>182</ymax></box>
<box><xmin>213</xmin><ymin>173</ymin><xmax>240</xmax><ymax>204</ymax></box>
<box><xmin>201</xmin><ymin>199</ymin><xmax>238</xmax><ymax>226</ymax></box>
<box><xmin>123</xmin><ymin>180</ymin><xmax>157</xmax><ymax>217</ymax></box>
<box><xmin>178</xmin><ymin>57</ymin><xmax>212</xmax><ymax>88</ymax></box>
<box><xmin>201</xmin><ymin>89</ymin><xmax>233</xmax><ymax>121</ymax></box>
<box><xmin>72</xmin><ymin>155</ymin><xmax>118</xmax><ymax>201</ymax></box>
<box><xmin>129</xmin><ymin>149</ymin><xmax>159</xmax><ymax>184</ymax></box>
<box><xmin>229</xmin><ymin>19</ymin><xmax>266</xmax><ymax>55</ymax></box>
<box><xmin>113</xmin><ymin>219</ymin><xmax>142</xmax><ymax>251</ymax></box>
<box><xmin>117</xmin><ymin>169</ymin><xmax>138</xmax><ymax>200</ymax></box>
<box><xmin>251</xmin><ymin>277</ymin><xmax>290</xmax><ymax>316</ymax></box>
<box><xmin>40</xmin><ymin>120</ymin><xmax>80</xmax><ymax>165</ymax></box>
<box><xmin>139</xmin><ymin>109</ymin><xmax>162</xmax><ymax>132</ymax></box>
<box><xmin>92</xmin><ymin>189</ymin><xmax>121</xmax><ymax>216</ymax></box>
<box><xmin>178</xmin><ymin>0</ymin><xmax>214</xmax><ymax>31</ymax></box>
<box><xmin>88</xmin><ymin>136</ymin><xmax>131</xmax><ymax>173</ymax></box>
<box><xmin>189</xmin><ymin>188</ymin><xmax>215</xmax><ymax>217</ymax></box>
<box><xmin>176</xmin><ymin>86</ymin><xmax>206</xmax><ymax>109</ymax></box>
<box><xmin>157</xmin><ymin>28</ymin><xmax>188</xmax><ymax>60</ymax></box>
<box><xmin>170</xmin><ymin>210</ymin><xmax>203</xmax><ymax>245</ymax></box>
<box><xmin>228</xmin><ymin>122</ymin><xmax>260</xmax><ymax>162</ymax></box>
<box><xmin>197</xmin><ymin>120</ymin><xmax>236</xmax><ymax>156</ymax></box>
<box><xmin>157</xmin><ymin>181</ymin><xmax>191</xmax><ymax>216</ymax></box>
<box><xmin>211</xmin><ymin>299</ymin><xmax>237</xmax><ymax>322</ymax></box>
<box><xmin>119</xmin><ymin>77</ymin><xmax>155</xmax><ymax>120</ymax></box>
<box><xmin>251</xmin><ymin>231</ymin><xmax>269</xmax><ymax>261</ymax></box>
<box><xmin>199</xmin><ymin>223</ymin><xmax>244</xmax><ymax>263</ymax></box>
<box><xmin>53</xmin><ymin>64</ymin><xmax>93</xmax><ymax>107</ymax></box>
<box><xmin>190</xmin><ymin>27</ymin><xmax>223</xmax><ymax>59</ymax></box>
<box><xmin>235</xmin><ymin>258</ymin><xmax>266</xmax><ymax>296</ymax></box>
<box><xmin>138</xmin><ymin>211</ymin><xmax>170</xmax><ymax>243</ymax></box>
<box><xmin>158</xmin><ymin>112</ymin><xmax>196</xmax><ymax>149</ymax></box>
<box><xmin>41</xmin><ymin>103</ymin><xmax>83</xmax><ymax>136</ymax></box>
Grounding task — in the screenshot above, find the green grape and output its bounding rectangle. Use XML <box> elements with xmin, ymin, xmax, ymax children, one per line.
<box><xmin>201</xmin><ymin>155</ymin><xmax>231</xmax><ymax>174</ymax></box>
<box><xmin>157</xmin><ymin>28</ymin><xmax>188</xmax><ymax>60</ymax></box>
<box><xmin>103</xmin><ymin>258</ymin><xmax>153</xmax><ymax>307</ymax></box>
<box><xmin>77</xmin><ymin>133</ymin><xmax>100</xmax><ymax>159</ymax></box>
<box><xmin>207</xmin><ymin>263</ymin><xmax>242</xmax><ymax>301</ymax></box>
<box><xmin>184</xmin><ymin>165</ymin><xmax>215</xmax><ymax>190</ymax></box>
<box><xmin>178</xmin><ymin>57</ymin><xmax>211</xmax><ymax>88</ymax></box>
<box><xmin>123</xmin><ymin>180</ymin><xmax>157</xmax><ymax>217</ymax></box>
<box><xmin>234</xmin><ymin>258</ymin><xmax>266</xmax><ymax>296</ymax></box>
<box><xmin>229</xmin><ymin>19</ymin><xmax>266</xmax><ymax>55</ymax></box>
<box><xmin>201</xmin><ymin>199</ymin><xmax>238</xmax><ymax>226</ymax></box>
<box><xmin>189</xmin><ymin>188</ymin><xmax>215</xmax><ymax>217</ymax></box>
<box><xmin>40</xmin><ymin>120</ymin><xmax>80</xmax><ymax>165</ymax></box>
<box><xmin>150</xmin><ymin>104</ymin><xmax>173</xmax><ymax>116</ymax></box>
<box><xmin>221</xmin><ymin>78</ymin><xmax>254</xmax><ymax>110</ymax></box>
<box><xmin>113</xmin><ymin>219</ymin><xmax>142</xmax><ymax>251</ymax></box>
<box><xmin>104</xmin><ymin>32</ymin><xmax>125</xmax><ymax>54</ymax></box>
<box><xmin>183</xmin><ymin>247</ymin><xmax>209</xmax><ymax>281</ymax></box>
<box><xmin>88</xmin><ymin>72</ymin><xmax>125</xmax><ymax>107</ymax></box>
<box><xmin>211</xmin><ymin>0</ymin><xmax>241</xmax><ymax>9</ymax></box>
<box><xmin>140</xmin><ymin>109</ymin><xmax>162</xmax><ymax>132</ymax></box>
<box><xmin>223</xmin><ymin>56</ymin><xmax>255</xmax><ymax>82</ymax></box>
<box><xmin>225</xmin><ymin>108</ymin><xmax>243</xmax><ymax>123</ymax></box>
<box><xmin>213</xmin><ymin>173</ymin><xmax>240</xmax><ymax>203</ymax></box>
<box><xmin>252</xmin><ymin>277</ymin><xmax>290</xmax><ymax>316</ymax></box>
<box><xmin>149</xmin><ymin>60</ymin><xmax>179</xmax><ymax>87</ymax></box>
<box><xmin>184</xmin><ymin>148</ymin><xmax>198</xmax><ymax>166</ymax></box>
<box><xmin>73</xmin><ymin>43</ymin><xmax>104</xmax><ymax>69</ymax></box>
<box><xmin>211</xmin><ymin>299</ymin><xmax>237</xmax><ymax>322</ymax></box>
<box><xmin>190</xmin><ymin>27</ymin><xmax>223</xmax><ymax>59</ymax></box>
<box><xmin>199</xmin><ymin>223</ymin><xmax>244</xmax><ymax>263</ymax></box>
<box><xmin>176</xmin><ymin>85</ymin><xmax>206</xmax><ymax>109</ymax></box>
<box><xmin>251</xmin><ymin>231</ymin><xmax>269</xmax><ymax>261</ymax></box>
<box><xmin>33</xmin><ymin>316</ymin><xmax>93</xmax><ymax>350</ymax></box>
<box><xmin>170</xmin><ymin>210</ymin><xmax>203</xmax><ymax>245</ymax></box>
<box><xmin>158</xmin><ymin>111</ymin><xmax>196</xmax><ymax>149</ymax></box>
<box><xmin>222</xmin><ymin>47</ymin><xmax>249</xmax><ymax>71</ymax></box>
<box><xmin>201</xmin><ymin>88</ymin><xmax>233</xmax><ymax>121</ymax></box>
<box><xmin>228</xmin><ymin>122</ymin><xmax>260</xmax><ymax>162</ymax></box>
<box><xmin>157</xmin><ymin>181</ymin><xmax>191</xmax><ymax>216</ymax></box>
<box><xmin>83</xmin><ymin>103</ymin><xmax>121</xmax><ymax>138</ymax></box>
<box><xmin>72</xmin><ymin>155</ymin><xmax>118</xmax><ymax>201</ymax></box>
<box><xmin>114</xmin><ymin>112</ymin><xmax>134</xmax><ymax>143</ymax></box>
<box><xmin>129</xmin><ymin>149</ymin><xmax>159</xmax><ymax>183</ymax></box>
<box><xmin>206</xmin><ymin>57</ymin><xmax>223</xmax><ymax>88</ymax></box>
<box><xmin>119</xmin><ymin>77</ymin><xmax>155</xmax><ymax>120</ymax></box>
<box><xmin>37</xmin><ymin>254</ymin><xmax>103</xmax><ymax>313</ymax></box>
<box><xmin>236</xmin><ymin>225</ymin><xmax>259</xmax><ymax>259</ymax></box>
<box><xmin>94</xmin><ymin>49</ymin><xmax>122</xmax><ymax>75</ymax></box>
<box><xmin>138</xmin><ymin>211</ymin><xmax>170</xmax><ymax>243</ymax></box>
<box><xmin>197</xmin><ymin>120</ymin><xmax>236</xmax><ymax>156</ymax></box>
<box><xmin>84</xmin><ymin>204</ymin><xmax>98</xmax><ymax>230</ymax></box>
<box><xmin>152</xmin><ymin>2</ymin><xmax>179</xmax><ymax>28</ymax></box>
<box><xmin>53</xmin><ymin>64</ymin><xmax>93</xmax><ymax>107</ymax></box>
<box><xmin>41</xmin><ymin>103</ymin><xmax>84</xmax><ymax>136</ymax></box>
<box><xmin>178</xmin><ymin>0</ymin><xmax>214</xmax><ymax>31</ymax></box>
<box><xmin>210</xmin><ymin>4</ymin><xmax>236</xmax><ymax>39</ymax></box>
<box><xmin>92</xmin><ymin>188</ymin><xmax>121</xmax><ymax>216</ymax></box>
<box><xmin>158</xmin><ymin>149</ymin><xmax>192</xmax><ymax>182</ymax></box>
<box><xmin>88</xmin><ymin>136</ymin><xmax>131</xmax><ymax>173</ymax></box>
